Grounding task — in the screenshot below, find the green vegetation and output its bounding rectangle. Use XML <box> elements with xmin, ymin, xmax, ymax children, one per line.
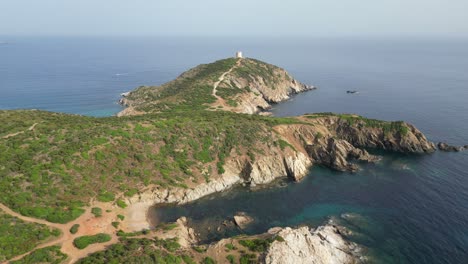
<box><xmin>70</xmin><ymin>224</ymin><xmax>80</xmax><ymax>234</ymax></box>
<box><xmin>277</xmin><ymin>139</ymin><xmax>296</xmax><ymax>151</ymax></box>
<box><xmin>305</xmin><ymin>113</ymin><xmax>409</xmax><ymax>136</ymax></box>
<box><xmin>111</xmin><ymin>222</ymin><xmax>119</xmax><ymax>228</ymax></box>
<box><xmin>91</xmin><ymin>207</ymin><xmax>102</xmax><ymax>217</ymax></box>
<box><xmin>157</xmin><ymin>222</ymin><xmax>178</xmax><ymax>231</ymax></box>
<box><xmin>73</xmin><ymin>233</ymin><xmax>111</xmax><ymax>249</ymax></box>
<box><xmin>225</xmin><ymin>243</ymin><xmax>236</xmax><ymax>251</ymax></box>
<box><xmin>240</xmin><ymin>253</ymin><xmax>258</xmax><ymax>264</ymax></box>
<box><xmin>116</xmin><ymin>199</ymin><xmax>127</xmax><ymax>208</ymax></box>
<box><xmin>126</xmin><ymin>58</ymin><xmax>238</xmax><ymax>112</ymax></box>
<box><xmin>77</xmin><ymin>237</ymin><xmax>188</xmax><ymax>264</ymax></box>
<box><xmin>239</xmin><ymin>238</ymin><xmax>273</xmax><ymax>252</ymax></box>
<box><xmin>97</xmin><ymin>191</ymin><xmax>115</xmax><ymax>202</ymax></box>
<box><xmin>0</xmin><ymin>212</ymin><xmax>60</xmax><ymax>261</ymax></box>
<box><xmin>11</xmin><ymin>246</ymin><xmax>67</xmax><ymax>264</ymax></box>
<box><xmin>181</xmin><ymin>254</ymin><xmax>196</xmax><ymax>264</ymax></box>
<box><xmin>116</xmin><ymin>229</ymin><xmax>148</xmax><ymax>237</ymax></box>
<box><xmin>226</xmin><ymin>254</ymin><xmax>235</xmax><ymax>264</ymax></box>
<box><xmin>117</xmin><ymin>214</ymin><xmax>125</xmax><ymax>221</ymax></box>
<box><xmin>155</xmin><ymin>237</ymin><xmax>181</xmax><ymax>252</ymax></box>
<box><xmin>0</xmin><ymin>110</ymin><xmax>302</xmax><ymax>223</ymax></box>
<box><xmin>202</xmin><ymin>256</ymin><xmax>216</xmax><ymax>264</ymax></box>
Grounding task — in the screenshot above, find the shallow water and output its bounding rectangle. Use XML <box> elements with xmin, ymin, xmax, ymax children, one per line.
<box><xmin>2</xmin><ymin>36</ymin><xmax>468</xmax><ymax>263</ymax></box>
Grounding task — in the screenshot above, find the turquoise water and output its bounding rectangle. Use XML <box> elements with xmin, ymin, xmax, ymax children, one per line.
<box><xmin>1</xmin><ymin>36</ymin><xmax>468</xmax><ymax>263</ymax></box>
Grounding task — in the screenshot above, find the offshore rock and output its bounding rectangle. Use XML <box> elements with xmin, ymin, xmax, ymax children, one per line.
<box><xmin>437</xmin><ymin>142</ymin><xmax>465</xmax><ymax>152</ymax></box>
<box><xmin>233</xmin><ymin>212</ymin><xmax>254</xmax><ymax>229</ymax></box>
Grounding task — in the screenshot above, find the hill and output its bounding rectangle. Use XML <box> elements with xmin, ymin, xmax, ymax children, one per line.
<box><xmin>118</xmin><ymin>57</ymin><xmax>314</xmax><ymax>116</ymax></box>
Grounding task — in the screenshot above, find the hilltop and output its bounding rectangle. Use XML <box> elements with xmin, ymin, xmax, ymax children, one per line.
<box><xmin>118</xmin><ymin>57</ymin><xmax>314</xmax><ymax>116</ymax></box>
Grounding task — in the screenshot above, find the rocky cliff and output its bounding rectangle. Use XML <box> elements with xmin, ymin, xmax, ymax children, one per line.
<box><xmin>125</xmin><ymin>114</ymin><xmax>435</xmax><ymax>231</ymax></box>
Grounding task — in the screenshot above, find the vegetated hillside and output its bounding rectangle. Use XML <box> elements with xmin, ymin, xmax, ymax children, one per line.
<box><xmin>0</xmin><ymin>110</ymin><xmax>302</xmax><ymax>223</ymax></box>
<box><xmin>119</xmin><ymin>57</ymin><xmax>312</xmax><ymax>116</ymax></box>
<box><xmin>0</xmin><ymin>211</ymin><xmax>61</xmax><ymax>261</ymax></box>
<box><xmin>0</xmin><ymin>109</ymin><xmax>434</xmax><ymax>225</ymax></box>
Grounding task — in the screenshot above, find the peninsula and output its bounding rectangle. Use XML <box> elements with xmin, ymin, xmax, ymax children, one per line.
<box><xmin>0</xmin><ymin>55</ymin><xmax>436</xmax><ymax>263</ymax></box>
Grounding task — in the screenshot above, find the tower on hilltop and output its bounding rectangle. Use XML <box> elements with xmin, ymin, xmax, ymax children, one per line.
<box><xmin>236</xmin><ymin>51</ymin><xmax>243</xmax><ymax>58</ymax></box>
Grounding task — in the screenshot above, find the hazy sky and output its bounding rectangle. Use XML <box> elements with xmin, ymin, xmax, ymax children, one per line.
<box><xmin>1</xmin><ymin>0</ymin><xmax>467</xmax><ymax>37</ymax></box>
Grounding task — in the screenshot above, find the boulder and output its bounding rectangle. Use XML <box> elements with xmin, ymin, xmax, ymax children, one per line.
<box><xmin>233</xmin><ymin>212</ymin><xmax>254</xmax><ymax>229</ymax></box>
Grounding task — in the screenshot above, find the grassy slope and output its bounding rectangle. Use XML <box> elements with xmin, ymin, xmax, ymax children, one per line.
<box><xmin>126</xmin><ymin>58</ymin><xmax>238</xmax><ymax>112</ymax></box>
<box><xmin>0</xmin><ymin>110</ymin><xmax>302</xmax><ymax>223</ymax></box>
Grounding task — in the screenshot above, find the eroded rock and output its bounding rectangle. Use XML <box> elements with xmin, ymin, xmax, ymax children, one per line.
<box><xmin>265</xmin><ymin>224</ymin><xmax>363</xmax><ymax>264</ymax></box>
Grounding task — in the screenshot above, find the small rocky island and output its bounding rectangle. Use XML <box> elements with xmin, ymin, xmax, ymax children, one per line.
<box><xmin>0</xmin><ymin>53</ymin><xmax>440</xmax><ymax>263</ymax></box>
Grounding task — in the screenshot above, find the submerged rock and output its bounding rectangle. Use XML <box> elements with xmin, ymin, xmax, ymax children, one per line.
<box><xmin>265</xmin><ymin>223</ymin><xmax>364</xmax><ymax>264</ymax></box>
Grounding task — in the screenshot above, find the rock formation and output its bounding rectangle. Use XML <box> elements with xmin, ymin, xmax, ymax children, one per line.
<box><xmin>233</xmin><ymin>212</ymin><xmax>254</xmax><ymax>229</ymax></box>
<box><xmin>265</xmin><ymin>223</ymin><xmax>363</xmax><ymax>264</ymax></box>
<box><xmin>437</xmin><ymin>142</ymin><xmax>466</xmax><ymax>152</ymax></box>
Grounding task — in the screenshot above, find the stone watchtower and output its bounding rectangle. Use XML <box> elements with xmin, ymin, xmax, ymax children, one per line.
<box><xmin>236</xmin><ymin>51</ymin><xmax>243</xmax><ymax>58</ymax></box>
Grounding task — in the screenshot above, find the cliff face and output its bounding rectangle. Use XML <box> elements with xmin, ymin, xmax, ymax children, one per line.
<box><xmin>218</xmin><ymin>58</ymin><xmax>315</xmax><ymax>114</ymax></box>
<box><xmin>125</xmin><ymin>114</ymin><xmax>435</xmax><ymax>230</ymax></box>
<box><xmin>118</xmin><ymin>58</ymin><xmax>315</xmax><ymax>116</ymax></box>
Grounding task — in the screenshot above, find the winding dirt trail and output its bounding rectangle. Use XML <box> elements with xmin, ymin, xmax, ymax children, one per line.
<box><xmin>211</xmin><ymin>59</ymin><xmax>242</xmax><ymax>108</ymax></box>
<box><xmin>1</xmin><ymin>202</ymin><xmax>122</xmax><ymax>264</ymax></box>
<box><xmin>1</xmin><ymin>122</ymin><xmax>39</xmax><ymax>139</ymax></box>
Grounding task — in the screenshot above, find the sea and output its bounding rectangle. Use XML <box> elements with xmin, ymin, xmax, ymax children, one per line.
<box><xmin>1</xmin><ymin>36</ymin><xmax>468</xmax><ymax>263</ymax></box>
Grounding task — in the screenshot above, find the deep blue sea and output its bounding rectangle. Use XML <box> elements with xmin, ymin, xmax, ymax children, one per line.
<box><xmin>1</xmin><ymin>36</ymin><xmax>468</xmax><ymax>263</ymax></box>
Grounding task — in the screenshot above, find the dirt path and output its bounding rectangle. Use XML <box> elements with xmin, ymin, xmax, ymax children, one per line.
<box><xmin>1</xmin><ymin>202</ymin><xmax>123</xmax><ymax>264</ymax></box>
<box><xmin>211</xmin><ymin>59</ymin><xmax>242</xmax><ymax>108</ymax></box>
<box><xmin>1</xmin><ymin>122</ymin><xmax>39</xmax><ymax>139</ymax></box>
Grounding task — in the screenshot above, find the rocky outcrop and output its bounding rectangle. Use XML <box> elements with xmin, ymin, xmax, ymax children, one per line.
<box><xmin>222</xmin><ymin>59</ymin><xmax>315</xmax><ymax>114</ymax></box>
<box><xmin>437</xmin><ymin>142</ymin><xmax>466</xmax><ymax>152</ymax></box>
<box><xmin>124</xmin><ymin>114</ymin><xmax>436</xmax><ymax>231</ymax></box>
<box><xmin>233</xmin><ymin>212</ymin><xmax>254</xmax><ymax>229</ymax></box>
<box><xmin>308</xmin><ymin>138</ymin><xmax>379</xmax><ymax>172</ymax></box>
<box><xmin>265</xmin><ymin>223</ymin><xmax>363</xmax><ymax>264</ymax></box>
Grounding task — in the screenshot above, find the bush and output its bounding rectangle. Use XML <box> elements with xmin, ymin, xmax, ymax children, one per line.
<box><xmin>116</xmin><ymin>199</ymin><xmax>127</xmax><ymax>208</ymax></box>
<box><xmin>226</xmin><ymin>254</ymin><xmax>235</xmax><ymax>264</ymax></box>
<box><xmin>91</xmin><ymin>207</ymin><xmax>102</xmax><ymax>217</ymax></box>
<box><xmin>97</xmin><ymin>191</ymin><xmax>115</xmax><ymax>202</ymax></box>
<box><xmin>202</xmin><ymin>257</ymin><xmax>216</xmax><ymax>264</ymax></box>
<box><xmin>155</xmin><ymin>238</ymin><xmax>181</xmax><ymax>252</ymax></box>
<box><xmin>73</xmin><ymin>233</ymin><xmax>111</xmax><ymax>249</ymax></box>
<box><xmin>70</xmin><ymin>224</ymin><xmax>80</xmax><ymax>234</ymax></box>
<box><xmin>239</xmin><ymin>238</ymin><xmax>272</xmax><ymax>252</ymax></box>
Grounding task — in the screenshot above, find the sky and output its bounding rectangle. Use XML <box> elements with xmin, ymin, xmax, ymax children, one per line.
<box><xmin>1</xmin><ymin>0</ymin><xmax>468</xmax><ymax>37</ymax></box>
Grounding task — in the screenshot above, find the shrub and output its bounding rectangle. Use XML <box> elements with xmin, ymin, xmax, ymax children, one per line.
<box><xmin>116</xmin><ymin>200</ymin><xmax>127</xmax><ymax>208</ymax></box>
<box><xmin>97</xmin><ymin>191</ymin><xmax>115</xmax><ymax>202</ymax></box>
<box><xmin>239</xmin><ymin>238</ymin><xmax>272</xmax><ymax>252</ymax></box>
<box><xmin>226</xmin><ymin>254</ymin><xmax>235</xmax><ymax>264</ymax></box>
<box><xmin>91</xmin><ymin>207</ymin><xmax>102</xmax><ymax>217</ymax></box>
<box><xmin>70</xmin><ymin>224</ymin><xmax>80</xmax><ymax>234</ymax></box>
<box><xmin>73</xmin><ymin>234</ymin><xmax>111</xmax><ymax>249</ymax></box>
<box><xmin>202</xmin><ymin>257</ymin><xmax>216</xmax><ymax>264</ymax></box>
